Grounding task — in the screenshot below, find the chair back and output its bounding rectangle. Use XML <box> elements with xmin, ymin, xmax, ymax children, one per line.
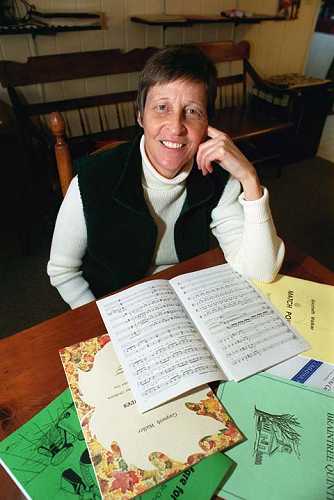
<box><xmin>0</xmin><ymin>47</ymin><xmax>158</xmax><ymax>146</ymax></box>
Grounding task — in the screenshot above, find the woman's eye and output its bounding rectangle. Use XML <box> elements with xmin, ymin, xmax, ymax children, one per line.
<box><xmin>185</xmin><ymin>107</ymin><xmax>203</xmax><ymax>118</ymax></box>
<box><xmin>156</xmin><ymin>104</ymin><xmax>167</xmax><ymax>112</ymax></box>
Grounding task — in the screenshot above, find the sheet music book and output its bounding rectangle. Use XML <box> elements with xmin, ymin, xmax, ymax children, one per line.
<box><xmin>253</xmin><ymin>273</ymin><xmax>334</xmax><ymax>364</ymax></box>
<box><xmin>60</xmin><ymin>335</ymin><xmax>242</xmax><ymax>499</ymax></box>
<box><xmin>217</xmin><ymin>373</ymin><xmax>334</xmax><ymax>500</ymax></box>
<box><xmin>0</xmin><ymin>390</ymin><xmax>100</xmax><ymax>500</ymax></box>
<box><xmin>97</xmin><ymin>264</ymin><xmax>310</xmax><ymax>412</ymax></box>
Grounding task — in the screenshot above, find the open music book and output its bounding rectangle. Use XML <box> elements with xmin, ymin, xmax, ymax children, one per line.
<box><xmin>97</xmin><ymin>264</ymin><xmax>310</xmax><ymax>412</ymax></box>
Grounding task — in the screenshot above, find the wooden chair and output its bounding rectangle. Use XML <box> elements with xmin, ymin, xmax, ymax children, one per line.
<box><xmin>0</xmin><ymin>46</ymin><xmax>159</xmax><ymax>180</ymax></box>
<box><xmin>1</xmin><ymin>40</ymin><xmax>329</xmax><ymax>197</ymax></box>
<box><xmin>197</xmin><ymin>40</ymin><xmax>297</xmax><ymax>167</ymax></box>
<box><xmin>49</xmin><ymin>111</ymin><xmax>126</xmax><ymax>196</ymax></box>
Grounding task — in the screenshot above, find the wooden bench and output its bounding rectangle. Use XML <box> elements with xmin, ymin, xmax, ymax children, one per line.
<box><xmin>0</xmin><ymin>40</ymin><xmax>328</xmax><ymax>195</ymax></box>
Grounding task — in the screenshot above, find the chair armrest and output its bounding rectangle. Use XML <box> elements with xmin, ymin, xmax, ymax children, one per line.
<box><xmin>49</xmin><ymin>112</ymin><xmax>74</xmax><ymax>197</ymax></box>
<box><xmin>244</xmin><ymin>60</ymin><xmax>299</xmax><ymax>97</ymax></box>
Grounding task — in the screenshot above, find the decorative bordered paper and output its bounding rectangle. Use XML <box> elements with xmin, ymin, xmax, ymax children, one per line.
<box><xmin>60</xmin><ymin>335</ymin><xmax>243</xmax><ymax>499</ymax></box>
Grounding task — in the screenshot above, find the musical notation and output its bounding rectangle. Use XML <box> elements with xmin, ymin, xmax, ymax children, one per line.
<box><xmin>97</xmin><ymin>264</ymin><xmax>309</xmax><ymax>411</ymax></box>
<box><xmin>171</xmin><ymin>265</ymin><xmax>308</xmax><ymax>379</ymax></box>
<box><xmin>98</xmin><ymin>279</ymin><xmax>222</xmax><ymax>407</ymax></box>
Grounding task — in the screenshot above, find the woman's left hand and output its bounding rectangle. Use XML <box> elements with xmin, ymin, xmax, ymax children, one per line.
<box><xmin>196</xmin><ymin>125</ymin><xmax>263</xmax><ymax>200</ymax></box>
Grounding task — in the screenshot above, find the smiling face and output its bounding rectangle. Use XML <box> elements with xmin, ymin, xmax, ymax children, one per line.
<box><xmin>138</xmin><ymin>79</ymin><xmax>208</xmax><ymax>179</ymax></box>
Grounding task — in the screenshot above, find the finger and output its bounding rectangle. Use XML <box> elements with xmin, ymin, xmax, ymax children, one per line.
<box><xmin>198</xmin><ymin>138</ymin><xmax>233</xmax><ymax>171</ymax></box>
<box><xmin>207</xmin><ymin>125</ymin><xmax>231</xmax><ymax>141</ymax></box>
<box><xmin>197</xmin><ymin>136</ymin><xmax>226</xmax><ymax>168</ymax></box>
<box><xmin>207</xmin><ymin>125</ymin><xmax>222</xmax><ymax>139</ymax></box>
<box><xmin>198</xmin><ymin>145</ymin><xmax>226</xmax><ymax>175</ymax></box>
<box><xmin>197</xmin><ymin>141</ymin><xmax>216</xmax><ymax>173</ymax></box>
<box><xmin>197</xmin><ymin>154</ymin><xmax>212</xmax><ymax>175</ymax></box>
<box><xmin>196</xmin><ymin>147</ymin><xmax>214</xmax><ymax>175</ymax></box>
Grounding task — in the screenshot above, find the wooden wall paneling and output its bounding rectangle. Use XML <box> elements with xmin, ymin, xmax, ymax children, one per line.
<box><xmin>17</xmin><ymin>83</ymin><xmax>43</xmax><ymax>105</ymax></box>
<box><xmin>183</xmin><ymin>26</ymin><xmax>201</xmax><ymax>45</ymax></box>
<box><xmin>200</xmin><ymin>25</ymin><xmax>219</xmax><ymax>43</ymax></box>
<box><xmin>279</xmin><ymin>3</ymin><xmax>320</xmax><ymax>74</ymax></box>
<box><xmin>143</xmin><ymin>0</ymin><xmax>163</xmax><ymax>12</ymax></box>
<box><xmin>260</xmin><ymin>24</ymin><xmax>286</xmax><ymax>77</ymax></box>
<box><xmin>49</xmin><ymin>0</ymin><xmax>76</xmax><ymax>10</ymax></box>
<box><xmin>84</xmin><ymin>75</ymin><xmax>109</xmax><ymax>133</ymax></box>
<box><xmin>105</xmin><ymin>73</ymin><xmax>130</xmax><ymax>130</ymax></box>
<box><xmin>77</xmin><ymin>0</ymin><xmax>103</xmax><ymax>49</ymax></box>
<box><xmin>102</xmin><ymin>0</ymin><xmax>126</xmax><ymax>49</ymax></box>
<box><xmin>165</xmin><ymin>27</ymin><xmax>183</xmax><ymax>46</ymax></box>
<box><xmin>34</xmin><ymin>0</ymin><xmax>53</xmax><ymax>8</ymax></box>
<box><xmin>146</xmin><ymin>25</ymin><xmax>163</xmax><ymax>47</ymax></box>
<box><xmin>61</xmin><ymin>78</ymin><xmax>86</xmax><ymax>136</ymax></box>
<box><xmin>0</xmin><ymin>35</ymin><xmax>31</xmax><ymax>62</ymax></box>
<box><xmin>245</xmin><ymin>22</ymin><xmax>286</xmax><ymax>77</ymax></box>
<box><xmin>216</xmin><ymin>24</ymin><xmax>234</xmax><ymax>43</ymax></box>
<box><xmin>79</xmin><ymin>30</ymin><xmax>106</xmax><ymax>51</ymax></box>
<box><xmin>128</xmin><ymin>72</ymin><xmax>140</xmax><ymax>91</ymax></box>
<box><xmin>216</xmin><ymin>61</ymin><xmax>232</xmax><ymax>108</ymax></box>
<box><xmin>0</xmin><ymin>0</ymin><xmax>322</xmax><ymax>149</ymax></box>
<box><xmin>77</xmin><ymin>35</ymin><xmax>106</xmax><ymax>134</ymax></box>
<box><xmin>126</xmin><ymin>0</ymin><xmax>147</xmax><ymax>49</ymax></box>
<box><xmin>237</xmin><ymin>0</ymin><xmax>320</xmax><ymax>76</ymax></box>
<box><xmin>230</xmin><ymin>59</ymin><xmax>243</xmax><ymax>105</ymax></box>
<box><xmin>55</xmin><ymin>32</ymin><xmax>82</xmax><ymax>54</ymax></box>
<box><xmin>100</xmin><ymin>0</ymin><xmax>112</xmax><ymax>49</ymax></box>
<box><xmin>34</xmin><ymin>36</ymin><xmax>57</xmax><ymax>57</ymax></box>
<box><xmin>85</xmin><ymin>75</ymin><xmax>109</xmax><ymax>96</ymax></box>
<box><xmin>197</xmin><ymin>0</ymin><xmax>234</xmax><ymax>41</ymax></box>
<box><xmin>238</xmin><ymin>0</ymin><xmax>276</xmax><ymax>15</ymax></box>
<box><xmin>183</xmin><ymin>1</ymin><xmax>201</xmax><ymax>44</ymax></box>
<box><xmin>61</xmin><ymin>78</ymin><xmax>85</xmax><ymax>98</ymax></box>
<box><xmin>126</xmin><ymin>20</ymin><xmax>147</xmax><ymax>50</ymax></box>
<box><xmin>145</xmin><ymin>0</ymin><xmax>164</xmax><ymax>46</ymax></box>
<box><xmin>204</xmin><ymin>0</ymin><xmax>232</xmax><ymax>14</ymax></box>
<box><xmin>166</xmin><ymin>0</ymin><xmax>185</xmax><ymax>12</ymax></box>
<box><xmin>165</xmin><ymin>0</ymin><xmax>185</xmax><ymax>45</ymax></box>
<box><xmin>0</xmin><ymin>33</ymin><xmax>40</xmax><ymax>109</ymax></box>
<box><xmin>125</xmin><ymin>71</ymin><xmax>140</xmax><ymax>126</ymax></box>
<box><xmin>42</xmin><ymin>82</ymin><xmax>65</xmax><ymax>108</ymax></box>
<box><xmin>75</xmin><ymin>0</ymin><xmax>100</xmax><ymax>10</ymax></box>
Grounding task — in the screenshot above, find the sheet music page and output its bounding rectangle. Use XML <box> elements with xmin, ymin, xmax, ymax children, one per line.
<box><xmin>170</xmin><ymin>264</ymin><xmax>310</xmax><ymax>381</ymax></box>
<box><xmin>97</xmin><ymin>280</ymin><xmax>224</xmax><ymax>413</ymax></box>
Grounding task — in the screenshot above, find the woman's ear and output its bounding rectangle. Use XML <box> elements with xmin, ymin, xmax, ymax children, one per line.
<box><xmin>137</xmin><ymin>112</ymin><xmax>143</xmax><ymax>128</ymax></box>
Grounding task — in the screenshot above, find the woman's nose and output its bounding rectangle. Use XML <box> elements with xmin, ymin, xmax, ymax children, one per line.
<box><xmin>166</xmin><ymin>112</ymin><xmax>186</xmax><ymax>135</ymax></box>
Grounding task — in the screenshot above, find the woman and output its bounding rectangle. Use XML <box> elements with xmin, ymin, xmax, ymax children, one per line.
<box><xmin>47</xmin><ymin>45</ymin><xmax>284</xmax><ymax>309</ymax></box>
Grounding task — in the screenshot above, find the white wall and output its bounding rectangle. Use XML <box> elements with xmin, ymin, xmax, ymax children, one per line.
<box><xmin>0</xmin><ymin>0</ymin><xmax>321</xmax><ymax>122</ymax></box>
<box><xmin>305</xmin><ymin>32</ymin><xmax>334</xmax><ymax>78</ymax></box>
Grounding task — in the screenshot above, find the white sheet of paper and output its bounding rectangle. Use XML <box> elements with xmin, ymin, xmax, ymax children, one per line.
<box><xmin>170</xmin><ymin>264</ymin><xmax>310</xmax><ymax>381</ymax></box>
<box><xmin>267</xmin><ymin>355</ymin><xmax>334</xmax><ymax>392</ymax></box>
<box><xmin>97</xmin><ymin>280</ymin><xmax>223</xmax><ymax>412</ymax></box>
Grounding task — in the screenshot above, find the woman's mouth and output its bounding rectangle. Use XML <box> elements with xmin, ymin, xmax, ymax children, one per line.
<box><xmin>160</xmin><ymin>140</ymin><xmax>185</xmax><ymax>150</ymax></box>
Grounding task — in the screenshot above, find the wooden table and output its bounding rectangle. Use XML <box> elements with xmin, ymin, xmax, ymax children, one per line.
<box><xmin>1</xmin><ymin>245</ymin><xmax>334</xmax><ymax>498</ymax></box>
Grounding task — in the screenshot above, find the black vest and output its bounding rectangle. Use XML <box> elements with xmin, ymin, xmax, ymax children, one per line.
<box><xmin>77</xmin><ymin>135</ymin><xmax>229</xmax><ymax>298</ymax></box>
